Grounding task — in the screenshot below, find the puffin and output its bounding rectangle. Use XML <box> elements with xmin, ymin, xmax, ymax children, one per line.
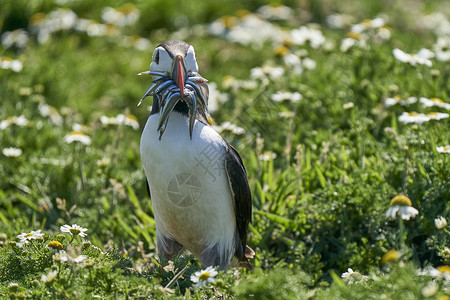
<box><xmin>138</xmin><ymin>40</ymin><xmax>253</xmax><ymax>270</ymax></box>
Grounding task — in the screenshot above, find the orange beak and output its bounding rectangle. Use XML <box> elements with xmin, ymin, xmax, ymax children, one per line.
<box><xmin>172</xmin><ymin>55</ymin><xmax>187</xmax><ymax>99</ymax></box>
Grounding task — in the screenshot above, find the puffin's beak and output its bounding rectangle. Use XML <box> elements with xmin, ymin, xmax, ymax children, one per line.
<box><xmin>171</xmin><ymin>55</ymin><xmax>187</xmax><ymax>99</ymax></box>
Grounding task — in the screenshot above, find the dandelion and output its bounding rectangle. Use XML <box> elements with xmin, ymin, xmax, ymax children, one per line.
<box><xmin>270</xmin><ymin>91</ymin><xmax>303</xmax><ymax>103</ymax></box>
<box><xmin>420</xmin><ymin>97</ymin><xmax>450</xmax><ymax>110</ymax></box>
<box><xmin>381</xmin><ymin>250</ymin><xmax>402</xmax><ymax>263</ymax></box>
<box><xmin>385</xmin><ymin>194</ymin><xmax>419</xmax><ymax>220</ymax></box>
<box><xmin>190</xmin><ymin>266</ymin><xmax>218</xmax><ymax>287</ymax></box>
<box><xmin>393</xmin><ymin>48</ymin><xmax>433</xmax><ymax>67</ymax></box>
<box><xmin>60</xmin><ymin>224</ymin><xmax>88</xmax><ymax>237</ymax></box>
<box><xmin>2</xmin><ymin>147</ymin><xmax>23</xmax><ymax>157</ymax></box>
<box><xmin>341</xmin><ymin>268</ymin><xmax>368</xmax><ymax>284</ymax></box>
<box><xmin>436</xmin><ymin>145</ymin><xmax>450</xmax><ymax>153</ymax></box>
<box><xmin>17</xmin><ymin>229</ymin><xmax>44</xmax><ymax>243</ymax></box>
<box><xmin>41</xmin><ymin>270</ymin><xmax>58</xmax><ymax>284</ymax></box>
<box><xmin>63</xmin><ymin>131</ymin><xmax>91</xmax><ymax>145</ymax></box>
<box><xmin>435</xmin><ymin>216</ymin><xmax>448</xmax><ymax>229</ymax></box>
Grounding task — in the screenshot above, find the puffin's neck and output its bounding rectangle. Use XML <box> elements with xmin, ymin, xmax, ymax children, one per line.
<box><xmin>150</xmin><ymin>95</ymin><xmax>210</xmax><ymax>125</ymax></box>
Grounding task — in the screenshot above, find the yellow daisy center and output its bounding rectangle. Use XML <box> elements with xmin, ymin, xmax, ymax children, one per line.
<box><xmin>69</xmin><ymin>131</ymin><xmax>86</xmax><ymax>136</ymax></box>
<box><xmin>25</xmin><ymin>233</ymin><xmax>34</xmax><ymax>237</ymax></box>
<box><xmin>407</xmin><ymin>112</ymin><xmax>419</xmax><ymax>116</ymax></box>
<box><xmin>381</xmin><ymin>250</ymin><xmax>402</xmax><ymax>263</ymax></box>
<box><xmin>437</xmin><ymin>266</ymin><xmax>450</xmax><ymax>274</ymax></box>
<box><xmin>47</xmin><ymin>241</ymin><xmax>64</xmax><ymax>250</ymax></box>
<box><xmin>220</xmin><ymin>16</ymin><xmax>238</xmax><ymax>28</ymax></box>
<box><xmin>390</xmin><ymin>194</ymin><xmax>412</xmax><ymax>207</ymax></box>
<box><xmin>199</xmin><ymin>272</ymin><xmax>210</xmax><ymax>281</ymax></box>
<box><xmin>346</xmin><ymin>31</ymin><xmax>362</xmax><ymax>40</ymax></box>
<box><xmin>274</xmin><ymin>45</ymin><xmax>289</xmax><ymax>56</ymax></box>
<box><xmin>430</xmin><ymin>98</ymin><xmax>443</xmax><ymax>103</ymax></box>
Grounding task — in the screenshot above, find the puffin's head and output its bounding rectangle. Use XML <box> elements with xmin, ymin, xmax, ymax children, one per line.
<box><xmin>138</xmin><ymin>40</ymin><xmax>209</xmax><ymax>139</ymax></box>
<box><xmin>150</xmin><ymin>40</ymin><xmax>198</xmax><ymax>95</ymax></box>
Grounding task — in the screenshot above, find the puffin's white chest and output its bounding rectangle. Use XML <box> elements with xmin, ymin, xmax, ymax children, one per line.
<box><xmin>140</xmin><ymin>112</ymin><xmax>236</xmax><ymax>257</ymax></box>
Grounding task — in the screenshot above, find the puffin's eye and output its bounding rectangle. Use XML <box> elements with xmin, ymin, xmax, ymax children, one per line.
<box><xmin>154</xmin><ymin>50</ymin><xmax>160</xmax><ymax>64</ymax></box>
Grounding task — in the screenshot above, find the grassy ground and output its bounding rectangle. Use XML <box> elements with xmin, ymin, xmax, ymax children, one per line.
<box><xmin>1</xmin><ymin>0</ymin><xmax>449</xmax><ymax>298</ymax></box>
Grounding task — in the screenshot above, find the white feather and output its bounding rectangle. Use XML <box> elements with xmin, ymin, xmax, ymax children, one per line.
<box><xmin>140</xmin><ymin>111</ymin><xmax>236</xmax><ymax>263</ymax></box>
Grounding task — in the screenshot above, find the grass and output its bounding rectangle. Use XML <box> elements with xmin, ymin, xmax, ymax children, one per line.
<box><xmin>1</xmin><ymin>0</ymin><xmax>449</xmax><ymax>298</ymax></box>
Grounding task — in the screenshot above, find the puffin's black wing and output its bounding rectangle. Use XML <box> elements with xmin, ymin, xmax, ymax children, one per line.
<box><xmin>224</xmin><ymin>144</ymin><xmax>252</xmax><ymax>259</ymax></box>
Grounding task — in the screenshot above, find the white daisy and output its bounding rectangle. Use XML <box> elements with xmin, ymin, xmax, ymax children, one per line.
<box><xmin>425</xmin><ymin>112</ymin><xmax>449</xmax><ymax>121</ymax></box>
<box><xmin>101</xmin><ymin>4</ymin><xmax>140</xmax><ymax>27</ymax></box>
<box><xmin>256</xmin><ymin>4</ymin><xmax>293</xmax><ymax>20</ymax></box>
<box><xmin>63</xmin><ymin>131</ymin><xmax>91</xmax><ymax>145</ymax></box>
<box><xmin>290</xmin><ymin>26</ymin><xmax>326</xmax><ymax>49</ymax></box>
<box><xmin>2</xmin><ymin>147</ymin><xmax>23</xmax><ymax>157</ymax></box>
<box><xmin>1</xmin><ymin>29</ymin><xmax>29</xmax><ymax>49</ymax></box>
<box><xmin>0</xmin><ymin>57</ymin><xmax>23</xmax><ymax>72</ymax></box>
<box><xmin>190</xmin><ymin>266</ymin><xmax>218</xmax><ymax>287</ymax></box>
<box><xmin>41</xmin><ymin>270</ymin><xmax>58</xmax><ymax>284</ymax></box>
<box><xmin>434</xmin><ymin>216</ymin><xmax>447</xmax><ymax>229</ymax></box>
<box><xmin>385</xmin><ymin>194</ymin><xmax>419</xmax><ymax>221</ymax></box>
<box><xmin>38</xmin><ymin>103</ymin><xmax>63</xmax><ymax>126</ymax></box>
<box><xmin>434</xmin><ymin>37</ymin><xmax>450</xmax><ymax>62</ymax></box>
<box><xmin>258</xmin><ymin>151</ymin><xmax>277</xmax><ymax>161</ymax></box>
<box><xmin>17</xmin><ymin>229</ymin><xmax>44</xmax><ymax>243</ymax></box>
<box><xmin>420</xmin><ymin>97</ymin><xmax>450</xmax><ymax>110</ymax></box>
<box><xmin>398</xmin><ymin>112</ymin><xmax>430</xmax><ymax>124</ymax></box>
<box><xmin>436</xmin><ymin>145</ymin><xmax>450</xmax><ymax>153</ymax></box>
<box><xmin>60</xmin><ymin>224</ymin><xmax>88</xmax><ymax>237</ymax></box>
<box><xmin>270</xmin><ymin>91</ymin><xmax>303</xmax><ymax>103</ymax></box>
<box><xmin>393</xmin><ymin>48</ymin><xmax>433</xmax><ymax>67</ymax></box>
<box><xmin>341</xmin><ymin>268</ymin><xmax>368</xmax><ymax>284</ymax></box>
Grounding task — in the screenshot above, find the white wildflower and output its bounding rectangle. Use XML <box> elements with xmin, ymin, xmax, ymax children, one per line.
<box><xmin>434</xmin><ymin>216</ymin><xmax>447</xmax><ymax>229</ymax></box>
<box><xmin>393</xmin><ymin>48</ymin><xmax>433</xmax><ymax>67</ymax></box>
<box><xmin>256</xmin><ymin>4</ymin><xmax>293</xmax><ymax>20</ymax></box>
<box><xmin>385</xmin><ymin>194</ymin><xmax>419</xmax><ymax>221</ymax></box>
<box><xmin>341</xmin><ymin>268</ymin><xmax>368</xmax><ymax>284</ymax></box>
<box><xmin>2</xmin><ymin>147</ymin><xmax>23</xmax><ymax>157</ymax></box>
<box><xmin>41</xmin><ymin>270</ymin><xmax>58</xmax><ymax>284</ymax></box>
<box><xmin>436</xmin><ymin>145</ymin><xmax>450</xmax><ymax>153</ymax></box>
<box><xmin>291</xmin><ymin>26</ymin><xmax>325</xmax><ymax>49</ymax></box>
<box><xmin>1</xmin><ymin>29</ymin><xmax>29</xmax><ymax>49</ymax></box>
<box><xmin>0</xmin><ymin>57</ymin><xmax>23</xmax><ymax>72</ymax></box>
<box><xmin>190</xmin><ymin>266</ymin><xmax>218</xmax><ymax>287</ymax></box>
<box><xmin>270</xmin><ymin>91</ymin><xmax>303</xmax><ymax>103</ymax></box>
<box><xmin>60</xmin><ymin>224</ymin><xmax>88</xmax><ymax>237</ymax></box>
<box><xmin>398</xmin><ymin>112</ymin><xmax>430</xmax><ymax>124</ymax></box>
<box><xmin>63</xmin><ymin>131</ymin><xmax>91</xmax><ymax>145</ymax></box>
<box><xmin>420</xmin><ymin>97</ymin><xmax>450</xmax><ymax>110</ymax></box>
<box><xmin>434</xmin><ymin>37</ymin><xmax>450</xmax><ymax>62</ymax></box>
<box><xmin>17</xmin><ymin>229</ymin><xmax>44</xmax><ymax>243</ymax></box>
